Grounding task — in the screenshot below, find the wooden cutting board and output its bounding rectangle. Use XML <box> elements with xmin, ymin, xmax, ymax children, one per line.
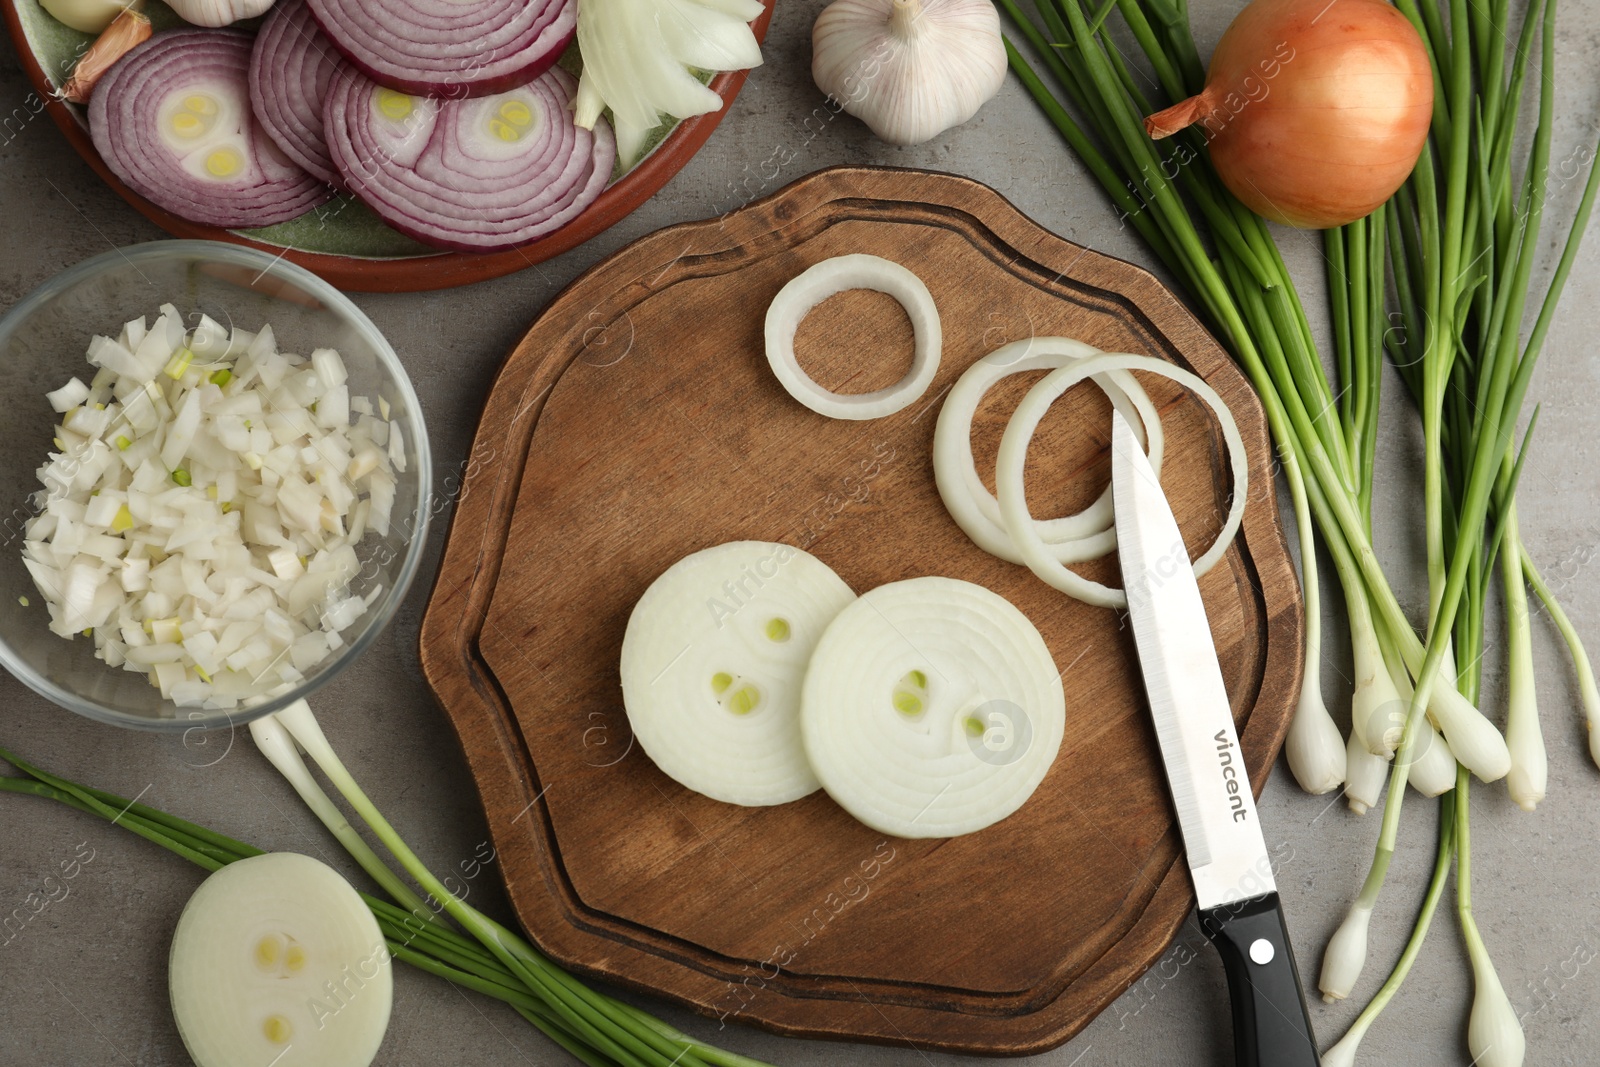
<box><xmin>419</xmin><ymin>165</ymin><xmax>1303</xmax><ymax>1056</ymax></box>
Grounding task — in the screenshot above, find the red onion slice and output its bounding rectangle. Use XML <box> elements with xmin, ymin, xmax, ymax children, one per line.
<box><xmin>305</xmin><ymin>0</ymin><xmax>574</xmax><ymax>98</ymax></box>
<box><xmin>89</xmin><ymin>30</ymin><xmax>332</xmax><ymax>229</ymax></box>
<box><xmin>325</xmin><ymin>65</ymin><xmax>615</xmax><ymax>252</ymax></box>
<box><xmin>249</xmin><ymin>0</ymin><xmax>349</xmax><ymax>190</ymax></box>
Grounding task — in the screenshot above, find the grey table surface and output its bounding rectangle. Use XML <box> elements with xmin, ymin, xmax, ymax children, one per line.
<box><xmin>4</xmin><ymin>2</ymin><xmax>1600</xmax><ymax>1065</ymax></box>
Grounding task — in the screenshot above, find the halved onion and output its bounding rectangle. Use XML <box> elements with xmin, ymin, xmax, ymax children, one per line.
<box><xmin>250</xmin><ymin>0</ymin><xmax>349</xmax><ymax>190</ymax></box>
<box><xmin>764</xmin><ymin>254</ymin><xmax>942</xmax><ymax>421</ymax></box>
<box><xmin>305</xmin><ymin>0</ymin><xmax>573</xmax><ymax>98</ymax></box>
<box><xmin>324</xmin><ymin>65</ymin><xmax>616</xmax><ymax>253</ymax></box>
<box><xmin>994</xmin><ymin>353</ymin><xmax>1248</xmax><ymax>609</ymax></box>
<box><xmin>801</xmin><ymin>576</ymin><xmax>1065</xmax><ymax>838</ymax></box>
<box><xmin>169</xmin><ymin>853</ymin><xmax>392</xmax><ymax>1067</ymax></box>
<box><xmin>620</xmin><ymin>541</ymin><xmax>856</xmax><ymax>806</ymax></box>
<box><xmin>88</xmin><ymin>30</ymin><xmax>332</xmax><ymax>229</ymax></box>
<box><xmin>933</xmin><ymin>338</ymin><xmax>1164</xmax><ymax>565</ymax></box>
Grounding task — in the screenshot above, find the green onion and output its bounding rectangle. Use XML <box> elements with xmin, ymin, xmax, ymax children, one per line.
<box><xmin>1002</xmin><ymin>0</ymin><xmax>1598</xmax><ymax>1058</ymax></box>
<box><xmin>0</xmin><ymin>737</ymin><xmax>773</xmax><ymax>1067</ymax></box>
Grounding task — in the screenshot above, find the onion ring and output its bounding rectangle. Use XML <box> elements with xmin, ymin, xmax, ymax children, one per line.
<box><xmin>764</xmin><ymin>254</ymin><xmax>941</xmax><ymax>421</ymax></box>
<box><xmin>88</xmin><ymin>30</ymin><xmax>332</xmax><ymax>230</ymax></box>
<box><xmin>995</xmin><ymin>354</ymin><xmax>1247</xmax><ymax>609</ymax></box>
<box><xmin>933</xmin><ymin>338</ymin><xmax>1164</xmax><ymax>565</ymax></box>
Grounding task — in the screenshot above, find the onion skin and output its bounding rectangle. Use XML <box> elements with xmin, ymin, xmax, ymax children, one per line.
<box><xmin>1145</xmin><ymin>0</ymin><xmax>1432</xmax><ymax>229</ymax></box>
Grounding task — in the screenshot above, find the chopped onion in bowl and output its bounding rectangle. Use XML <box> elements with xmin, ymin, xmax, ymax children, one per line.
<box><xmin>21</xmin><ymin>305</ymin><xmax>401</xmax><ymax>709</ymax></box>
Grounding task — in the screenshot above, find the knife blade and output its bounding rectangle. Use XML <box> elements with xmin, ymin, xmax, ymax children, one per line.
<box><xmin>1110</xmin><ymin>407</ymin><xmax>1320</xmax><ymax>1067</ymax></box>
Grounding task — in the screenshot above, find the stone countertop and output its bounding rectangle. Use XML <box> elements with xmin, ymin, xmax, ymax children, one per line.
<box><xmin>3</xmin><ymin>2</ymin><xmax>1599</xmax><ymax>1065</ymax></box>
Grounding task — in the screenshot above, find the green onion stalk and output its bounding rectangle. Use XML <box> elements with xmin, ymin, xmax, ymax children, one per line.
<box><xmin>0</xmin><ymin>725</ymin><xmax>773</xmax><ymax>1067</ymax></box>
<box><xmin>999</xmin><ymin>0</ymin><xmax>1600</xmax><ymax>1059</ymax></box>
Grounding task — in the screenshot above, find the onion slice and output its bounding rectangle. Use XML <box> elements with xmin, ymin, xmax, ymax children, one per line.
<box><xmin>765</xmin><ymin>254</ymin><xmax>942</xmax><ymax>421</ymax></box>
<box><xmin>801</xmin><ymin>576</ymin><xmax>1065</xmax><ymax>838</ymax></box>
<box><xmin>305</xmin><ymin>0</ymin><xmax>574</xmax><ymax>98</ymax></box>
<box><xmin>995</xmin><ymin>353</ymin><xmax>1248</xmax><ymax>609</ymax></box>
<box><xmin>324</xmin><ymin>65</ymin><xmax>616</xmax><ymax>253</ymax></box>
<box><xmin>620</xmin><ymin>541</ymin><xmax>855</xmax><ymax>806</ymax></box>
<box><xmin>250</xmin><ymin>0</ymin><xmax>349</xmax><ymax>190</ymax></box>
<box><xmin>88</xmin><ymin>30</ymin><xmax>332</xmax><ymax>229</ymax></box>
<box><xmin>168</xmin><ymin>853</ymin><xmax>392</xmax><ymax>1067</ymax></box>
<box><xmin>934</xmin><ymin>338</ymin><xmax>1164</xmax><ymax>564</ymax></box>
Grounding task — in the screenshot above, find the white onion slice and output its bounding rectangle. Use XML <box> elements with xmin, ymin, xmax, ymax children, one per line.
<box><xmin>168</xmin><ymin>853</ymin><xmax>392</xmax><ymax>1067</ymax></box>
<box><xmin>933</xmin><ymin>337</ymin><xmax>1165</xmax><ymax>565</ymax></box>
<box><xmin>620</xmin><ymin>541</ymin><xmax>855</xmax><ymax>806</ymax></box>
<box><xmin>764</xmin><ymin>254</ymin><xmax>941</xmax><ymax>421</ymax></box>
<box><xmin>801</xmin><ymin>576</ymin><xmax>1065</xmax><ymax>838</ymax></box>
<box><xmin>995</xmin><ymin>354</ymin><xmax>1248</xmax><ymax>609</ymax></box>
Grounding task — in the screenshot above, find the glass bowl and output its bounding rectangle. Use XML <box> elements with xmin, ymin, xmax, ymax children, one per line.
<box><xmin>0</xmin><ymin>241</ymin><xmax>432</xmax><ymax>731</ymax></box>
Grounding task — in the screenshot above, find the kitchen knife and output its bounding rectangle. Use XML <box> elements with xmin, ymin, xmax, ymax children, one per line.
<box><xmin>1109</xmin><ymin>408</ymin><xmax>1320</xmax><ymax>1067</ymax></box>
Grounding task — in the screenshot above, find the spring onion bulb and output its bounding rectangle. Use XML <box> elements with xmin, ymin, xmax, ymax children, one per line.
<box><xmin>620</xmin><ymin>541</ymin><xmax>854</xmax><ymax>805</ymax></box>
<box><xmin>994</xmin><ymin>353</ymin><xmax>1246</xmax><ymax>609</ymax></box>
<box><xmin>168</xmin><ymin>852</ymin><xmax>392</xmax><ymax>1067</ymax></box>
<box><xmin>764</xmin><ymin>254</ymin><xmax>942</xmax><ymax>421</ymax></box>
<box><xmin>1351</xmin><ymin>613</ymin><xmax>1404</xmax><ymax>758</ymax></box>
<box><xmin>800</xmin><ymin>576</ymin><xmax>1064</xmax><ymax>838</ymax></box>
<box><xmin>1285</xmin><ymin>659</ymin><xmax>1344</xmax><ymax>796</ymax></box>
<box><xmin>1343</xmin><ymin>734</ymin><xmax>1387</xmax><ymax>816</ymax></box>
<box><xmin>1502</xmin><ymin>512</ymin><xmax>1544</xmax><ymax>811</ymax></box>
<box><xmin>23</xmin><ymin>307</ymin><xmax>400</xmax><ymax>707</ymax></box>
<box><xmin>1405</xmin><ymin>718</ymin><xmax>1458</xmax><ymax>799</ymax></box>
<box><xmin>1319</xmin><ymin>897</ymin><xmax>1373</xmax><ymax>1002</ymax></box>
<box><xmin>932</xmin><ymin>338</ymin><xmax>1164</xmax><ymax>565</ymax></box>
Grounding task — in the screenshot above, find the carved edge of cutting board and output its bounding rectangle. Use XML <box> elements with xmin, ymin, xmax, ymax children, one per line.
<box><xmin>419</xmin><ymin>165</ymin><xmax>1305</xmax><ymax>1056</ymax></box>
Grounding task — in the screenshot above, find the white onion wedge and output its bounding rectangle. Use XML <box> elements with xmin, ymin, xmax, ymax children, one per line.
<box><xmin>800</xmin><ymin>576</ymin><xmax>1064</xmax><ymax>838</ymax></box>
<box><xmin>764</xmin><ymin>254</ymin><xmax>941</xmax><ymax>421</ymax></box>
<box><xmin>995</xmin><ymin>353</ymin><xmax>1247</xmax><ymax>609</ymax></box>
<box><xmin>168</xmin><ymin>852</ymin><xmax>392</xmax><ymax>1067</ymax></box>
<box><xmin>620</xmin><ymin>541</ymin><xmax>854</xmax><ymax>806</ymax></box>
<box><xmin>933</xmin><ymin>337</ymin><xmax>1164</xmax><ymax>565</ymax></box>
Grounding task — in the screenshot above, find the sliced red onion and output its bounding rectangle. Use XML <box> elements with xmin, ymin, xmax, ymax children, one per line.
<box><xmin>305</xmin><ymin>0</ymin><xmax>574</xmax><ymax>98</ymax></box>
<box><xmin>89</xmin><ymin>30</ymin><xmax>332</xmax><ymax>229</ymax></box>
<box><xmin>249</xmin><ymin>0</ymin><xmax>349</xmax><ymax>190</ymax></box>
<box><xmin>324</xmin><ymin>65</ymin><xmax>615</xmax><ymax>252</ymax></box>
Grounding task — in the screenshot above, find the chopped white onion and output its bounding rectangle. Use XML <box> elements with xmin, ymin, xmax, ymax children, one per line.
<box><xmin>22</xmin><ymin>306</ymin><xmax>404</xmax><ymax>708</ymax></box>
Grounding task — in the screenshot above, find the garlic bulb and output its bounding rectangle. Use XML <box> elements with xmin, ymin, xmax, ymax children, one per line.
<box><xmin>165</xmin><ymin>0</ymin><xmax>275</xmax><ymax>27</ymax></box>
<box><xmin>39</xmin><ymin>0</ymin><xmax>130</xmax><ymax>34</ymax></box>
<box><xmin>575</xmin><ymin>0</ymin><xmax>765</xmax><ymax>167</ymax></box>
<box><xmin>812</xmin><ymin>0</ymin><xmax>1006</xmax><ymax>146</ymax></box>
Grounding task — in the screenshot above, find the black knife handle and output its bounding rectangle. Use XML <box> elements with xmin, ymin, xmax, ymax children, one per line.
<box><xmin>1199</xmin><ymin>892</ymin><xmax>1321</xmax><ymax>1067</ymax></box>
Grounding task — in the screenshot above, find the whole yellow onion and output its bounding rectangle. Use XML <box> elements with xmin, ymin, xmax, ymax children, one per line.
<box><xmin>1145</xmin><ymin>0</ymin><xmax>1433</xmax><ymax>229</ymax></box>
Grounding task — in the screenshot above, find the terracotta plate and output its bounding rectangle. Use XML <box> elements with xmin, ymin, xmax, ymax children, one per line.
<box><xmin>419</xmin><ymin>165</ymin><xmax>1303</xmax><ymax>1055</ymax></box>
<box><xmin>1</xmin><ymin>0</ymin><xmax>773</xmax><ymax>292</ymax></box>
